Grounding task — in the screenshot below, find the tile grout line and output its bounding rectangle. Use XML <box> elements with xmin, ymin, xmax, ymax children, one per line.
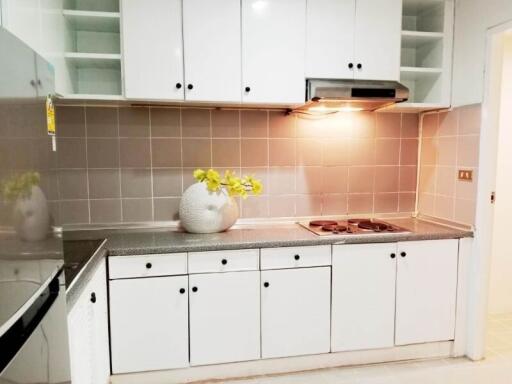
<box><xmin>117</xmin><ymin>107</ymin><xmax>123</xmax><ymax>223</ymax></box>
<box><xmin>149</xmin><ymin>107</ymin><xmax>155</xmax><ymax>222</ymax></box>
<box><xmin>83</xmin><ymin>106</ymin><xmax>91</xmax><ymax>224</ymax></box>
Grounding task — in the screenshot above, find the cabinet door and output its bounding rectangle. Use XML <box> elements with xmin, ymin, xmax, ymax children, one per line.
<box><xmin>67</xmin><ymin>292</ymin><xmax>93</xmax><ymax>384</ymax></box>
<box><xmin>189</xmin><ymin>271</ymin><xmax>260</xmax><ymax>366</ymax></box>
<box><xmin>261</xmin><ymin>267</ymin><xmax>331</xmax><ymax>358</ymax></box>
<box><xmin>353</xmin><ymin>0</ymin><xmax>401</xmax><ymax>81</ymax></box>
<box><xmin>1</xmin><ymin>0</ymin><xmax>41</xmax><ymax>53</ymax></box>
<box><xmin>90</xmin><ymin>260</ymin><xmax>110</xmax><ymax>384</ymax></box>
<box><xmin>332</xmin><ymin>243</ymin><xmax>397</xmax><ymax>352</ymax></box>
<box><xmin>395</xmin><ymin>239</ymin><xmax>459</xmax><ymax>345</ymax></box>
<box><xmin>242</xmin><ymin>0</ymin><xmax>306</xmax><ymax>104</ymax></box>
<box><xmin>183</xmin><ymin>0</ymin><xmax>241</xmax><ymax>102</ymax></box>
<box><xmin>110</xmin><ymin>275</ymin><xmax>189</xmax><ymax>373</ymax></box>
<box><xmin>121</xmin><ymin>0</ymin><xmax>184</xmax><ymax>100</ymax></box>
<box><xmin>35</xmin><ymin>52</ymin><xmax>54</xmax><ymax>97</ymax></box>
<box><xmin>306</xmin><ymin>0</ymin><xmax>356</xmax><ymax>79</ymax></box>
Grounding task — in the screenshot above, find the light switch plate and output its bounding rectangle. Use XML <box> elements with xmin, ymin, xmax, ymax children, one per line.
<box><xmin>458</xmin><ymin>169</ymin><xmax>473</xmax><ymax>181</ymax></box>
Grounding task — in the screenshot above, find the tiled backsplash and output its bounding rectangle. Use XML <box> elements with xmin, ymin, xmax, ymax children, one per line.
<box><xmin>417</xmin><ymin>104</ymin><xmax>481</xmax><ymax>225</ymax></box>
<box><xmin>54</xmin><ymin>105</ymin><xmax>419</xmax><ymax>225</ymax></box>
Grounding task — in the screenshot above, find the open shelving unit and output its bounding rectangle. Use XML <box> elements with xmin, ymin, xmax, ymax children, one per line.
<box><xmin>389</xmin><ymin>0</ymin><xmax>454</xmax><ymax>112</ymax></box>
<box><xmin>61</xmin><ymin>0</ymin><xmax>122</xmax><ymax>98</ymax></box>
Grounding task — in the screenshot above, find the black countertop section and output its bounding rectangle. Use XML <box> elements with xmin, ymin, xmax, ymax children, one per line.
<box><xmin>63</xmin><ymin>239</ymin><xmax>105</xmax><ymax>289</ymax></box>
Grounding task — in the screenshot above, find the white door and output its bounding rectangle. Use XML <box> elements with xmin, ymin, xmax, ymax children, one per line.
<box><xmin>261</xmin><ymin>267</ymin><xmax>331</xmax><ymax>358</ymax></box>
<box><xmin>121</xmin><ymin>0</ymin><xmax>184</xmax><ymax>100</ymax></box>
<box><xmin>90</xmin><ymin>260</ymin><xmax>110</xmax><ymax>384</ymax></box>
<box><xmin>395</xmin><ymin>239</ymin><xmax>459</xmax><ymax>345</ymax></box>
<box><xmin>183</xmin><ymin>0</ymin><xmax>241</xmax><ymax>102</ymax></box>
<box><xmin>242</xmin><ymin>0</ymin><xmax>306</xmax><ymax>104</ymax></box>
<box><xmin>306</xmin><ymin>0</ymin><xmax>356</xmax><ymax>79</ymax></box>
<box><xmin>332</xmin><ymin>243</ymin><xmax>397</xmax><ymax>352</ymax></box>
<box><xmin>110</xmin><ymin>275</ymin><xmax>189</xmax><ymax>373</ymax></box>
<box><xmin>353</xmin><ymin>0</ymin><xmax>401</xmax><ymax>81</ymax></box>
<box><xmin>189</xmin><ymin>271</ymin><xmax>260</xmax><ymax>366</ymax></box>
<box><xmin>1</xmin><ymin>0</ymin><xmax>41</xmax><ymax>53</ymax></box>
<box><xmin>35</xmin><ymin>52</ymin><xmax>54</xmax><ymax>97</ymax></box>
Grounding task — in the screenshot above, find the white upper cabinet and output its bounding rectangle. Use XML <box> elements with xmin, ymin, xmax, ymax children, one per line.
<box><xmin>306</xmin><ymin>0</ymin><xmax>355</xmax><ymax>79</ymax></box>
<box><xmin>306</xmin><ymin>0</ymin><xmax>401</xmax><ymax>81</ymax></box>
<box><xmin>121</xmin><ymin>0</ymin><xmax>184</xmax><ymax>100</ymax></box>
<box><xmin>395</xmin><ymin>239</ymin><xmax>459</xmax><ymax>345</ymax></box>
<box><xmin>242</xmin><ymin>0</ymin><xmax>306</xmax><ymax>104</ymax></box>
<box><xmin>331</xmin><ymin>243</ymin><xmax>397</xmax><ymax>352</ymax></box>
<box><xmin>183</xmin><ymin>0</ymin><xmax>241</xmax><ymax>102</ymax></box>
<box><xmin>353</xmin><ymin>0</ymin><xmax>402</xmax><ymax>81</ymax></box>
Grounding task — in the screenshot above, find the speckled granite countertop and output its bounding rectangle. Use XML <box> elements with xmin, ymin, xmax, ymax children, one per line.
<box><xmin>64</xmin><ymin>217</ymin><xmax>472</xmax><ymax>257</ymax></box>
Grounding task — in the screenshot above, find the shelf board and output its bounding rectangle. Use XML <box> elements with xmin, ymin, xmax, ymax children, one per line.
<box><xmin>402</xmin><ymin>30</ymin><xmax>444</xmax><ymax>48</ymax></box>
<box><xmin>402</xmin><ymin>0</ymin><xmax>444</xmax><ymax>15</ymax></box>
<box><xmin>63</xmin><ymin>10</ymin><xmax>120</xmax><ymax>33</ymax></box>
<box><xmin>400</xmin><ymin>66</ymin><xmax>442</xmax><ymax>80</ymax></box>
<box><xmin>60</xmin><ymin>93</ymin><xmax>124</xmax><ymax>101</ymax></box>
<box><xmin>64</xmin><ymin>52</ymin><xmax>121</xmax><ymax>69</ymax></box>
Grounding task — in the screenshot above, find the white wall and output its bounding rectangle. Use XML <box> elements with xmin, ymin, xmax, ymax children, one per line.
<box><xmin>452</xmin><ymin>0</ymin><xmax>512</xmax><ymax>107</ymax></box>
<box><xmin>489</xmin><ymin>33</ymin><xmax>512</xmax><ymax>314</ymax></box>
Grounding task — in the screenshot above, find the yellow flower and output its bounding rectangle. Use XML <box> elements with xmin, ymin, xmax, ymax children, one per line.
<box><xmin>244</xmin><ymin>175</ymin><xmax>263</xmax><ymax>195</ymax></box>
<box><xmin>205</xmin><ymin>169</ymin><xmax>221</xmax><ymax>192</ymax></box>
<box><xmin>193</xmin><ymin>169</ymin><xmax>206</xmax><ymax>181</ymax></box>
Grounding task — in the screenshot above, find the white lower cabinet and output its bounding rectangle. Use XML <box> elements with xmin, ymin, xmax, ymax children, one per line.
<box><xmin>261</xmin><ymin>267</ymin><xmax>331</xmax><ymax>358</ymax></box>
<box><xmin>331</xmin><ymin>243</ymin><xmax>397</xmax><ymax>352</ymax></box>
<box><xmin>110</xmin><ymin>275</ymin><xmax>189</xmax><ymax>374</ymax></box>
<box><xmin>68</xmin><ymin>259</ymin><xmax>110</xmax><ymax>384</ymax></box>
<box><xmin>395</xmin><ymin>239</ymin><xmax>459</xmax><ymax>345</ymax></box>
<box><xmin>189</xmin><ymin>271</ymin><xmax>261</xmax><ymax>366</ymax></box>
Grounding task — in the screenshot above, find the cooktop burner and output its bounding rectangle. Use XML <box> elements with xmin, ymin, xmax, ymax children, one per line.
<box><xmin>299</xmin><ymin>219</ymin><xmax>409</xmax><ymax>236</ymax></box>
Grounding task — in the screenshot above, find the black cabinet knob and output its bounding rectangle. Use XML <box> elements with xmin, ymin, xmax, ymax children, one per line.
<box><xmin>176</xmin><ymin>82</ymin><xmax>182</xmax><ymax>89</ymax></box>
<box><xmin>400</xmin><ymin>252</ymin><xmax>407</xmax><ymax>257</ymax></box>
<box><xmin>146</xmin><ymin>262</ymin><xmax>152</xmax><ymax>269</ymax></box>
<box><xmin>357</xmin><ymin>63</ymin><xmax>362</xmax><ymax>69</ymax></box>
<box><xmin>390</xmin><ymin>253</ymin><xmax>396</xmax><ymax>259</ymax></box>
<box><xmin>263</xmin><ymin>282</ymin><xmax>270</xmax><ymax>288</ymax></box>
<box><xmin>192</xmin><ymin>286</ymin><xmax>198</xmax><ymax>292</ymax></box>
<box><xmin>187</xmin><ymin>84</ymin><xmax>193</xmax><ymax>90</ymax></box>
<box><xmin>348</xmin><ymin>63</ymin><xmax>354</xmax><ymax>69</ymax></box>
<box><xmin>179</xmin><ymin>288</ymin><xmax>186</xmax><ymax>294</ymax></box>
<box><xmin>245</xmin><ymin>86</ymin><xmax>251</xmax><ymax>92</ymax></box>
<box><xmin>294</xmin><ymin>254</ymin><xmax>300</xmax><ymax>261</ymax></box>
<box><xmin>90</xmin><ymin>292</ymin><xmax>96</xmax><ymax>303</ymax></box>
<box><xmin>221</xmin><ymin>259</ymin><xmax>228</xmax><ymax>265</ymax></box>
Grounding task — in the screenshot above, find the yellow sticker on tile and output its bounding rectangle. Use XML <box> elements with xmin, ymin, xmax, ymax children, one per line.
<box><xmin>46</xmin><ymin>95</ymin><xmax>56</xmax><ymax>136</ymax></box>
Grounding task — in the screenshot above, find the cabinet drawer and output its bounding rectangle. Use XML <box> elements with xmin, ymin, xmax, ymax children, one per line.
<box><xmin>188</xmin><ymin>249</ymin><xmax>259</xmax><ymax>274</ymax></box>
<box><xmin>260</xmin><ymin>245</ymin><xmax>331</xmax><ymax>270</ymax></box>
<box><xmin>109</xmin><ymin>253</ymin><xmax>187</xmax><ymax>279</ymax></box>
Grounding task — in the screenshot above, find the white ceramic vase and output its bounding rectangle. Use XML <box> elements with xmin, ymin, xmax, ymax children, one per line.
<box><xmin>179</xmin><ymin>182</ymin><xmax>239</xmax><ymax>234</ymax></box>
<box><xmin>13</xmin><ymin>185</ymin><xmax>51</xmax><ymax>242</ymax></box>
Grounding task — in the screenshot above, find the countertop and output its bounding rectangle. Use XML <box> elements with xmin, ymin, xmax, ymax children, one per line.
<box><xmin>65</xmin><ymin>218</ymin><xmax>473</xmax><ymax>257</ymax></box>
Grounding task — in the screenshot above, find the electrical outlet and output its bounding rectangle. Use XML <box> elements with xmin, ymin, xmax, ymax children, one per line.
<box><xmin>458</xmin><ymin>169</ymin><xmax>473</xmax><ymax>181</ymax></box>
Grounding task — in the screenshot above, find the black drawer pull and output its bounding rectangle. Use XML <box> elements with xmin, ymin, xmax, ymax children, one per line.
<box><xmin>90</xmin><ymin>292</ymin><xmax>96</xmax><ymax>303</ymax></box>
<box><xmin>294</xmin><ymin>254</ymin><xmax>300</xmax><ymax>261</ymax></box>
<box><xmin>221</xmin><ymin>259</ymin><xmax>228</xmax><ymax>265</ymax></box>
<box><xmin>400</xmin><ymin>252</ymin><xmax>407</xmax><ymax>257</ymax></box>
<box><xmin>263</xmin><ymin>282</ymin><xmax>270</xmax><ymax>288</ymax></box>
<box><xmin>192</xmin><ymin>286</ymin><xmax>198</xmax><ymax>292</ymax></box>
<box><xmin>390</xmin><ymin>253</ymin><xmax>396</xmax><ymax>259</ymax></box>
<box><xmin>146</xmin><ymin>262</ymin><xmax>152</xmax><ymax>269</ymax></box>
<box><xmin>179</xmin><ymin>288</ymin><xmax>186</xmax><ymax>294</ymax></box>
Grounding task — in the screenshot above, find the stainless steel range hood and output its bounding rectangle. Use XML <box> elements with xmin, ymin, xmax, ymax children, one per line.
<box><xmin>297</xmin><ymin>79</ymin><xmax>409</xmax><ymax>113</ymax></box>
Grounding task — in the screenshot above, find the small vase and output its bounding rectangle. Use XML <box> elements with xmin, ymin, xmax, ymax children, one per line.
<box><xmin>13</xmin><ymin>186</ymin><xmax>50</xmax><ymax>242</ymax></box>
<box><xmin>179</xmin><ymin>182</ymin><xmax>239</xmax><ymax>234</ymax></box>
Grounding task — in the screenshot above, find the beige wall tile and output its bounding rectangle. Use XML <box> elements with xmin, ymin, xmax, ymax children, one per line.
<box><xmin>439</xmin><ymin>110</ymin><xmax>459</xmax><ymax>136</ymax></box>
<box><xmin>58</xmin><ymin>169</ymin><xmax>88</xmax><ymax>199</ymax></box>
<box><xmin>182</xmin><ymin>138</ymin><xmax>211</xmax><ymax>167</ymax></box>
<box><xmin>120</xmin><ymin>138</ymin><xmax>150</xmax><ymax>168</ymax></box>
<box><xmin>322</xmin><ymin>166</ymin><xmax>348</xmax><ymax>193</ymax></box>
<box><xmin>269</xmin><ymin>195</ymin><xmax>296</xmax><ymax>217</ymax></box>
<box><xmin>434</xmin><ymin>195</ymin><xmax>454</xmax><ymax>220</ymax></box>
<box><xmin>295</xmin><ymin>194</ymin><xmax>322</xmax><ymax>216</ymax></box>
<box><xmin>457</xmin><ymin>135</ymin><xmax>480</xmax><ymax>167</ymax></box>
<box><xmin>90</xmin><ymin>199</ymin><xmax>122</xmax><ymax>223</ymax></box>
<box><xmin>154</xmin><ymin>197</ymin><xmax>181</xmax><ymax>221</ymax></box>
<box><xmin>400</xmin><ymin>138</ymin><xmax>419</xmax><ymax>166</ymax></box>
<box><xmin>374</xmin><ymin>193</ymin><xmax>399</xmax><ymax>213</ymax></box>
<box><xmin>376</xmin><ymin>138</ymin><xmax>400</xmax><ymax>165</ymax></box>
<box><xmin>121</xmin><ymin>169</ymin><xmax>152</xmax><ymax>198</ymax></box>
<box><xmin>376</xmin><ymin>113</ymin><xmax>401</xmax><ymax>138</ymax></box>
<box><xmin>153</xmin><ymin>168</ymin><xmax>182</xmax><ymax>197</ymax></box>
<box><xmin>322</xmin><ymin>194</ymin><xmax>347</xmax><ymax>215</ymax></box>
<box><xmin>88</xmin><ymin>169</ymin><xmax>120</xmax><ymax>199</ymax></box>
<box><xmin>420</xmin><ymin>136</ymin><xmax>437</xmax><ymax>166</ymax></box>
<box><xmin>455</xmin><ymin>170</ymin><xmax>478</xmax><ymax>200</ymax></box>
<box><xmin>351</xmin><ymin>112</ymin><xmax>376</xmax><ymax>138</ymax></box>
<box><xmin>399</xmin><ymin>166</ymin><xmax>417</xmax><ymax>192</ymax></box>
<box><xmin>419</xmin><ymin>165</ymin><xmax>436</xmax><ymax>194</ymax></box>
<box><xmin>56</xmin><ymin>106</ymin><xmax>85</xmax><ymax>137</ymax></box>
<box><xmin>348</xmin><ymin>166</ymin><xmax>375</xmax><ymax>193</ymax></box>
<box><xmin>182</xmin><ymin>168</ymin><xmax>197</xmax><ymax>192</ymax></box>
<box><xmin>59</xmin><ymin>200</ymin><xmax>89</xmax><ymax>224</ymax></box>
<box><xmin>241</xmin><ymin>139</ymin><xmax>268</xmax><ymax>167</ymax></box>
<box><xmin>150</xmin><ymin>108</ymin><xmax>180</xmax><ymax>137</ymax></box>
<box><xmin>57</xmin><ymin>138</ymin><xmax>86</xmax><ymax>168</ymax></box>
<box><xmin>297</xmin><ymin>138</ymin><xmax>323</xmax><ymax>166</ymax></box>
<box><xmin>122</xmin><ymin>198</ymin><xmax>153</xmax><ymax>222</ymax></box>
<box><xmin>399</xmin><ymin>192</ymin><xmax>416</xmax><ymax>212</ymax></box>
<box><xmin>182</xmin><ymin>108</ymin><xmax>210</xmax><ymax>137</ymax></box>
<box><xmin>88</xmin><ymin>138</ymin><xmax>120</xmax><ymax>169</ymax></box>
<box><xmin>437</xmin><ymin>136</ymin><xmax>457</xmax><ymax>166</ymax></box>
<box><xmin>323</xmin><ymin>138</ymin><xmax>350</xmax><ymax>166</ymax></box>
<box><xmin>241</xmin><ymin>110</ymin><xmax>268</xmax><ymax>137</ymax></box>
<box><xmin>119</xmin><ymin>107</ymin><xmax>150</xmax><ymax>137</ymax></box>
<box><xmin>212</xmin><ymin>110</ymin><xmax>240</xmax><ymax>138</ymax></box>
<box><xmin>459</xmin><ymin>104</ymin><xmax>481</xmax><ymax>135</ymax></box>
<box><xmin>268</xmin><ymin>167</ymin><xmax>295</xmax><ymax>195</ymax></box>
<box><xmin>151</xmin><ymin>138</ymin><xmax>182</xmax><ymax>167</ymax></box>
<box><xmin>422</xmin><ymin>113</ymin><xmax>439</xmax><ymax>138</ymax></box>
<box><xmin>401</xmin><ymin>113</ymin><xmax>419</xmax><ymax>138</ymax></box>
<box><xmin>375</xmin><ymin>166</ymin><xmax>399</xmax><ymax>193</ymax></box>
<box><xmin>86</xmin><ymin>107</ymin><xmax>118</xmax><ymax>137</ymax></box>
<box><xmin>241</xmin><ymin>195</ymin><xmax>269</xmax><ymax>218</ymax></box>
<box><xmin>296</xmin><ymin>116</ymin><xmax>328</xmax><ymax>138</ymax></box>
<box><xmin>454</xmin><ymin>198</ymin><xmax>476</xmax><ymax>225</ymax></box>
<box><xmin>348</xmin><ymin>194</ymin><xmax>373</xmax><ymax>214</ymax></box>
<box><xmin>269</xmin><ymin>112</ymin><xmax>296</xmax><ymax>138</ymax></box>
<box><xmin>296</xmin><ymin>167</ymin><xmax>323</xmax><ymax>194</ymax></box>
<box><xmin>435</xmin><ymin>166</ymin><xmax>456</xmax><ymax>197</ymax></box>
<box><xmin>269</xmin><ymin>139</ymin><xmax>296</xmax><ymax>166</ymax></box>
<box><xmin>212</xmin><ymin>139</ymin><xmax>241</xmax><ymax>167</ymax></box>
<box><xmin>418</xmin><ymin>192</ymin><xmax>435</xmax><ymax>216</ymax></box>
<box><xmin>349</xmin><ymin>138</ymin><xmax>376</xmax><ymax>166</ymax></box>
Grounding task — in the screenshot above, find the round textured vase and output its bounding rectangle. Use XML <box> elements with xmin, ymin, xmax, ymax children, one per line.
<box><xmin>179</xmin><ymin>182</ymin><xmax>239</xmax><ymax>234</ymax></box>
<box><xmin>13</xmin><ymin>186</ymin><xmax>51</xmax><ymax>242</ymax></box>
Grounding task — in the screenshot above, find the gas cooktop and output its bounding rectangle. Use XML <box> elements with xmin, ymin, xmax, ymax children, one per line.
<box><xmin>299</xmin><ymin>218</ymin><xmax>410</xmax><ymax>236</ymax></box>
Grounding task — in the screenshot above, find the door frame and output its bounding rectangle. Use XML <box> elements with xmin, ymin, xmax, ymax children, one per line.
<box><xmin>467</xmin><ymin>18</ymin><xmax>512</xmax><ymax>360</ymax></box>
